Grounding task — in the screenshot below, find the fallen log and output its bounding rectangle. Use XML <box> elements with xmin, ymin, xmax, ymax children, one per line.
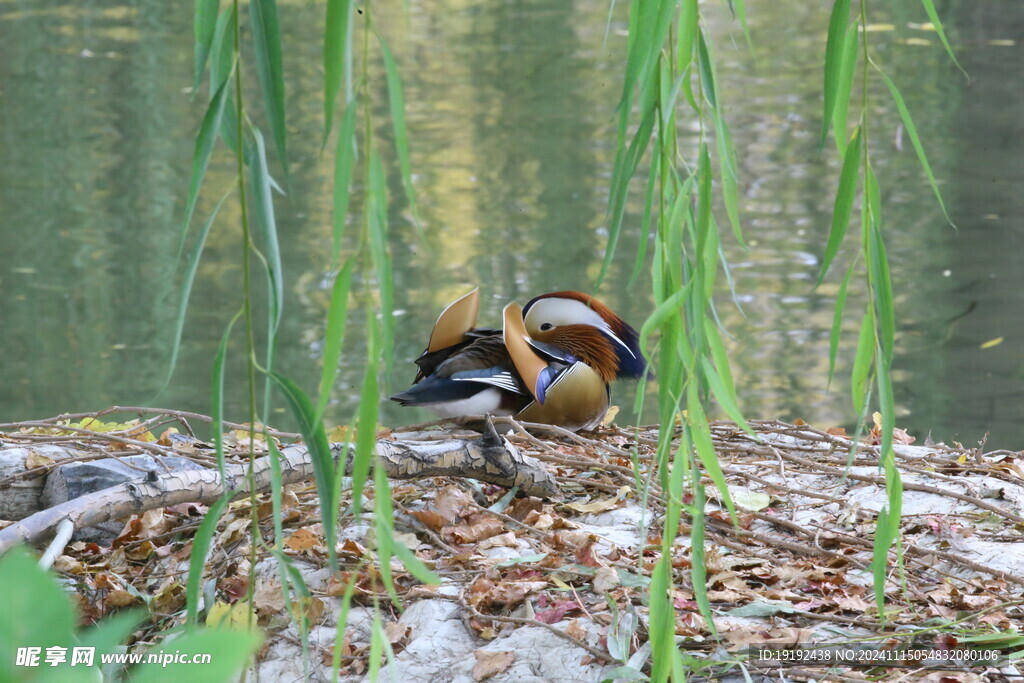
<box><xmin>0</xmin><ymin>427</ymin><xmax>558</xmax><ymax>553</ymax></box>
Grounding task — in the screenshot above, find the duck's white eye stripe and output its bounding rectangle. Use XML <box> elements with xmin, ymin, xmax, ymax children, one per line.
<box><xmin>600</xmin><ymin>323</ymin><xmax>636</xmax><ymax>358</ymax></box>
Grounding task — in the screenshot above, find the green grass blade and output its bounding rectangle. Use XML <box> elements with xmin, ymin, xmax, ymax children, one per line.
<box><xmin>696</xmin><ymin>28</ymin><xmax>718</xmax><ymax>110</ymax></box>
<box><xmin>330</xmin><ymin>569</ymin><xmax>359</xmax><ymax>679</ymax></box>
<box><xmin>130</xmin><ymin>630</ymin><xmax>261</xmax><ymax>683</ymax></box>
<box><xmin>331</xmin><ymin>102</ymin><xmax>359</xmax><ymax>268</ymax></box>
<box><xmin>368</xmin><ymin>149</ymin><xmax>395</xmax><ymax>375</ymax></box>
<box><xmin>827</xmin><ymin>260</ymin><xmax>856</xmax><ymax>388</ymax></box>
<box><xmin>629</xmin><ymin>151</ymin><xmax>660</xmax><ymax>286</ymax></box>
<box><xmin>249</xmin><ymin>0</ymin><xmax>289</xmax><ymax>180</ymax></box>
<box><xmin>173</xmin><ymin>76</ymin><xmax>230</xmax><ymax>270</ymax></box>
<box><xmin>714</xmin><ymin>112</ymin><xmax>743</xmax><ymax>246</ymax></box>
<box><xmin>315</xmin><ymin>258</ymin><xmax>355</xmax><ymax>422</ymax></box>
<box><xmin>267</xmin><ymin>371</ymin><xmax>338</xmax><ymax>571</ymax></box>
<box><xmin>185</xmin><ymin>495</ymin><xmax>229</xmax><ymax>629</ymax></box>
<box><xmin>704</xmin><ymin>325</ymin><xmax>750</xmax><ymax>433</ymax></box>
<box><xmin>918</xmin><ymin>0</ymin><xmax>967</xmax><ymax>79</ymax></box>
<box><xmin>159</xmin><ymin>189</ymin><xmax>232</xmax><ymax>397</ymax></box>
<box><xmin>866</xmin><ymin>165</ymin><xmax>894</xmax><ymax>364</ymax></box>
<box><xmin>730</xmin><ymin>0</ymin><xmax>753</xmax><ymax>53</ymax></box>
<box><xmin>817</xmin><ymin>125</ymin><xmax>861</xmax><ymax>285</ymax></box>
<box><xmin>600</xmin><ymin>90</ymin><xmax>656</xmax><ymax>286</ymax></box>
<box><xmin>639</xmin><ymin>282</ymin><xmax>692</xmax><ymax>354</ymax></box>
<box><xmin>821</xmin><ymin>0</ymin><xmax>851</xmax><ymax>147</ymax></box>
<box><xmin>676</xmin><ymin>0</ymin><xmax>697</xmax><ymax>75</ymax></box>
<box><xmin>392</xmin><ymin>539</ymin><xmax>441</xmax><ymax>586</ymax></box>
<box><xmin>249</xmin><ymin>128</ymin><xmax>284</xmax><ymax>333</ymax></box>
<box><xmin>850</xmin><ymin>306</ymin><xmax>875</xmax><ymax>412</ymax></box>
<box><xmin>268</xmin><ymin>440</ymin><xmax>285</xmax><ymax>547</ymax></box>
<box><xmin>688</xmin><ymin>386</ymin><xmax>735</xmax><ymax>523</ymax></box>
<box><xmin>210</xmin><ymin>8</ymin><xmax>241</xmax><ymax>154</ymax></box>
<box><xmin>700</xmin><ymin>357</ymin><xmax>746</xmax><ymax>433</ymax></box>
<box><xmin>323</xmin><ymin>0</ymin><xmax>352</xmax><ymax>143</ymax></box>
<box><xmin>688</xmin><ymin>481</ymin><xmax>716</xmax><ymax>638</ymax></box>
<box><xmin>832</xmin><ymin>23</ymin><xmax>859</xmax><ymax>155</ymax></box>
<box><xmin>212</xmin><ymin>311</ymin><xmax>241</xmax><ymax>481</ymax></box>
<box><xmin>378</xmin><ymin>34</ymin><xmax>422</xmax><ymax>235</ymax></box>
<box><xmin>193</xmin><ymin>0</ymin><xmax>220</xmax><ymax>91</ymax></box>
<box><xmin>349</xmin><ymin>312</ymin><xmax>380</xmax><ymax>519</ymax></box>
<box><xmin>875</xmin><ymin>66</ymin><xmax>954</xmax><ymax>226</ymax></box>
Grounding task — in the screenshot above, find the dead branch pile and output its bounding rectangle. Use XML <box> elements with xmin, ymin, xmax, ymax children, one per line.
<box><xmin>1</xmin><ymin>408</ymin><xmax>1023</xmax><ymax>682</ymax></box>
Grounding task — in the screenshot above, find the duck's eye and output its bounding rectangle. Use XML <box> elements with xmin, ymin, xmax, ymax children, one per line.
<box><xmin>540</xmin><ymin>323</ymin><xmax>553</xmax><ymax>331</ymax></box>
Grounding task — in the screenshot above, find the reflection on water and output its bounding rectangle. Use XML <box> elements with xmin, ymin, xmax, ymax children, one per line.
<box><xmin>0</xmin><ymin>0</ymin><xmax>1021</xmax><ymax>447</ymax></box>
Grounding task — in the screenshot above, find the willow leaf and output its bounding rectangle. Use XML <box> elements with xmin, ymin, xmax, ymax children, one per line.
<box><xmin>875</xmin><ymin>66</ymin><xmax>953</xmax><ymax>226</ymax></box>
<box><xmin>193</xmin><ymin>0</ymin><xmax>220</xmax><ymax>90</ymax></box>
<box><xmin>918</xmin><ymin>0</ymin><xmax>967</xmax><ymax>79</ymax></box>
<box><xmin>696</xmin><ymin>28</ymin><xmax>717</xmax><ymax>110</ymax></box>
<box><xmin>851</xmin><ymin>307</ymin><xmax>874</xmax><ymax>412</ymax></box>
<box><xmin>821</xmin><ymin>0</ymin><xmax>851</xmax><ymax>147</ymax></box>
<box><xmin>676</xmin><ymin>0</ymin><xmax>698</xmax><ymax>76</ymax></box>
<box><xmin>249</xmin><ymin>128</ymin><xmax>284</xmax><ymax>334</ymax></box>
<box><xmin>174</xmin><ymin>76</ymin><xmax>230</xmax><ymax>270</ymax></box>
<box><xmin>249</xmin><ymin>0</ymin><xmax>289</xmax><ymax>181</ymax></box>
<box><xmin>379</xmin><ymin>34</ymin><xmax>422</xmax><ymax>234</ymax></box>
<box><xmin>323</xmin><ymin>0</ymin><xmax>352</xmax><ymax>143</ymax></box>
<box><xmin>367</xmin><ymin>149</ymin><xmax>395</xmax><ymax>374</ymax></box>
<box><xmin>160</xmin><ymin>189</ymin><xmax>232</xmax><ymax>397</ymax></box>
<box><xmin>185</xmin><ymin>495</ymin><xmax>229</xmax><ymax>629</ymax></box>
<box><xmin>331</xmin><ymin>102</ymin><xmax>359</xmax><ymax>268</ymax></box>
<box><xmin>268</xmin><ymin>372</ymin><xmax>338</xmax><ymax>571</ymax></box>
<box><xmin>827</xmin><ymin>260</ymin><xmax>856</xmax><ymax>388</ymax></box>
<box><xmin>349</xmin><ymin>314</ymin><xmax>380</xmax><ymax>519</ymax></box>
<box><xmin>818</xmin><ymin>126</ymin><xmax>861</xmax><ymax>285</ymax></box>
<box><xmin>315</xmin><ymin>258</ymin><xmax>355</xmax><ymax>422</ymax></box>
<box><xmin>832</xmin><ymin>23</ymin><xmax>859</xmax><ymax>156</ymax></box>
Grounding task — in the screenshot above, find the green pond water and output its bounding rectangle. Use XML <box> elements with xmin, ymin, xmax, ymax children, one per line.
<box><xmin>1</xmin><ymin>0</ymin><xmax>1021</xmax><ymax>448</ymax></box>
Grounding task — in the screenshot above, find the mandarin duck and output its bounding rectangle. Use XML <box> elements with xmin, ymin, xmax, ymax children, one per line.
<box><xmin>389</xmin><ymin>289</ymin><xmax>645</xmax><ymax>432</ymax></box>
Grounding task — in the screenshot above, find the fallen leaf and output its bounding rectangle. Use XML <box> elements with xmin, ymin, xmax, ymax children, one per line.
<box><xmin>472</xmin><ymin>650</ymin><xmax>514</xmax><ymax>681</ymax></box>
<box><xmin>206</xmin><ymin>601</ymin><xmax>250</xmax><ymax>629</ymax></box>
<box><xmin>601</xmin><ymin>405</ymin><xmax>620</xmax><ymax>426</ymax></box>
<box><xmin>593</xmin><ymin>566</ymin><xmax>619</xmax><ymax>592</ymax></box>
<box><xmin>477</xmin><ymin>532</ymin><xmax>518</xmax><ymax>550</ymax></box>
<box><xmin>443</xmin><ymin>514</ymin><xmax>504</xmax><ymax>544</ymax></box>
<box><xmin>434</xmin><ymin>486</ymin><xmax>475</xmax><ymax>522</ymax></box>
<box><xmin>564</xmin><ymin>619</ymin><xmax>587</xmax><ymax>641</ymax></box>
<box><xmin>564</xmin><ymin>497</ymin><xmax>621</xmax><ymax>514</ymax></box>
<box><xmin>24</xmin><ymin>449</ymin><xmax>55</xmax><ymax>469</ymax></box>
<box><xmin>285</xmin><ymin>527</ymin><xmax>321</xmax><ymax>553</ymax></box>
<box><xmin>254</xmin><ymin>579</ymin><xmax>286</xmax><ymax>615</ymax></box>
<box><xmin>410</xmin><ymin>509</ymin><xmax>448</xmax><ymax>532</ymax></box>
<box><xmin>728</xmin><ymin>486</ymin><xmax>772</xmax><ymax>512</ymax></box>
<box><xmin>105</xmin><ymin>590</ymin><xmax>137</xmax><ymax>607</ymax></box>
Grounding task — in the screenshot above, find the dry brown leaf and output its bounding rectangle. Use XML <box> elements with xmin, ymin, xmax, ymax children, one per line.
<box><xmin>410</xmin><ymin>509</ymin><xmax>449</xmax><ymax>532</ymax></box>
<box><xmin>254</xmin><ymin>579</ymin><xmax>286</xmax><ymax>615</ymax></box>
<box><xmin>564</xmin><ymin>496</ymin><xmax>621</xmax><ymax>514</ymax></box>
<box><xmin>592</xmin><ymin>566</ymin><xmax>619</xmax><ymax>592</ymax></box>
<box><xmin>564</xmin><ymin>619</ymin><xmax>587</xmax><ymax>641</ymax></box>
<box><xmin>477</xmin><ymin>532</ymin><xmax>518</xmax><ymax>550</ymax></box>
<box><xmin>472</xmin><ymin>650</ymin><xmax>514</xmax><ymax>681</ymax></box>
<box><xmin>479</xmin><ymin>581</ymin><xmax>547</xmax><ymax>608</ymax></box>
<box><xmin>442</xmin><ymin>514</ymin><xmax>504</xmax><ymax>545</ymax></box>
<box><xmin>53</xmin><ymin>555</ymin><xmax>85</xmax><ymax>574</ymax></box>
<box><xmin>105</xmin><ymin>590</ymin><xmax>137</xmax><ymax>607</ymax></box>
<box><xmin>285</xmin><ymin>527</ymin><xmax>321</xmax><ymax>553</ymax></box>
<box><xmin>385</xmin><ymin>622</ymin><xmax>411</xmax><ymax>646</ymax></box>
<box><xmin>529</xmin><ymin>513</ymin><xmax>555</xmax><ymax>531</ymax></box>
<box><xmin>434</xmin><ymin>485</ymin><xmax>475</xmax><ymax>522</ymax></box>
<box><xmin>24</xmin><ymin>449</ymin><xmax>55</xmax><ymax>469</ymax></box>
<box><xmin>835</xmin><ymin>594</ymin><xmax>871</xmax><ymax>613</ymax></box>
